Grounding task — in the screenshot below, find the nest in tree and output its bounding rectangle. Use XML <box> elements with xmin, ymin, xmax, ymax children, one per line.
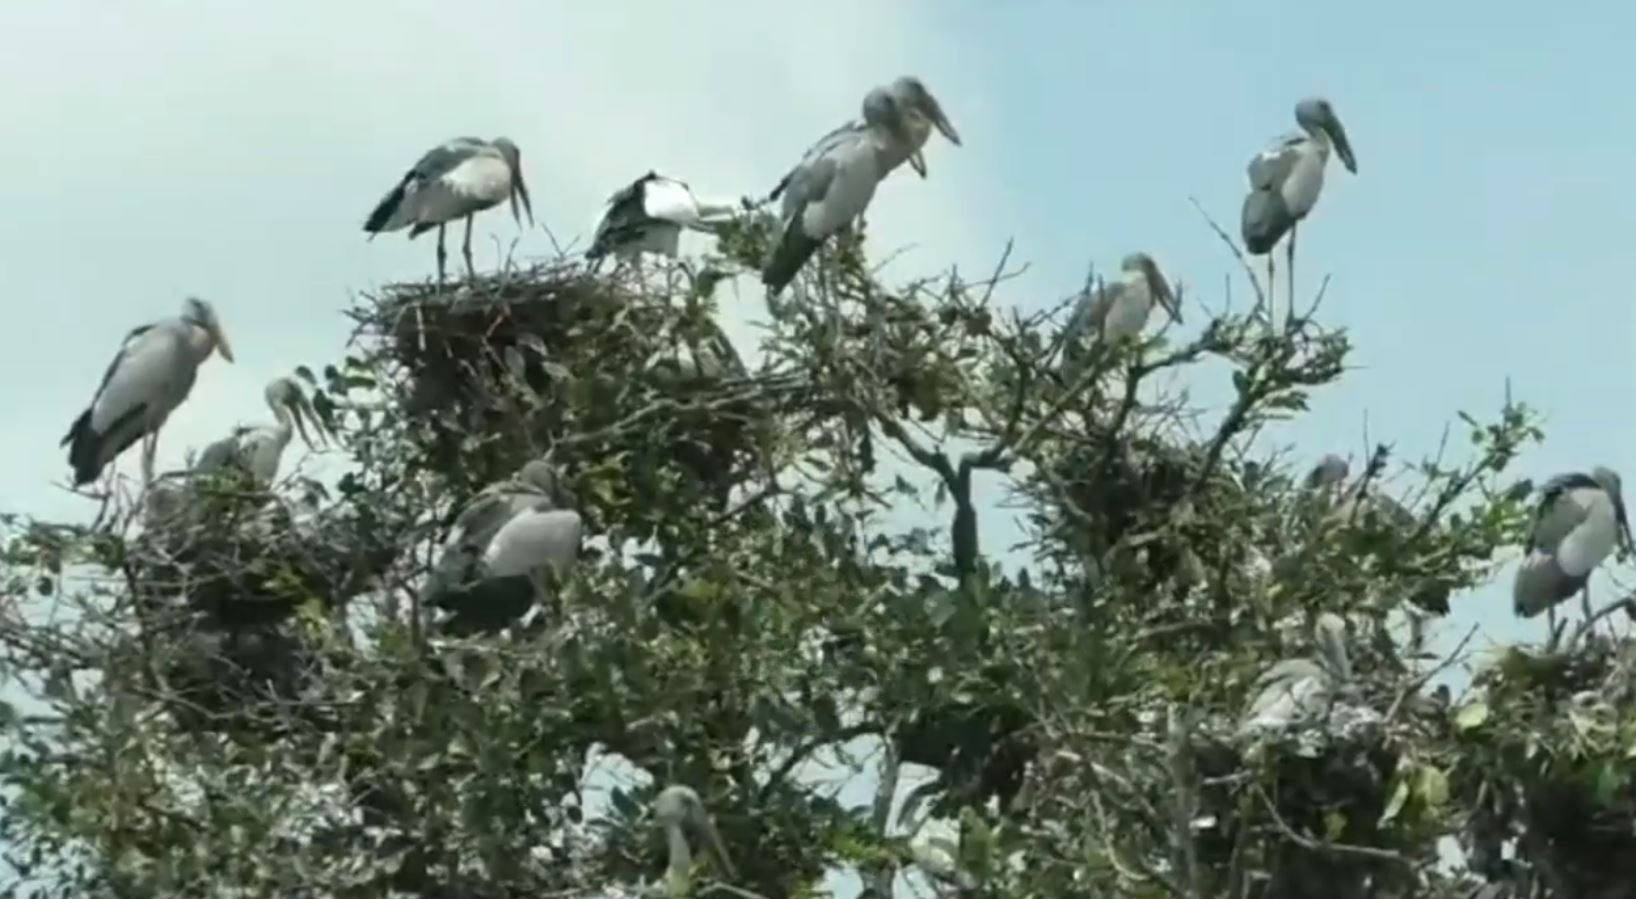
<box><xmin>1459</xmin><ymin>641</ymin><xmax>1636</xmax><ymax>897</ymax></box>
<box><xmin>160</xmin><ymin>616</ymin><xmax>317</xmax><ymax>735</ymax></box>
<box><xmin>134</xmin><ymin>486</ymin><xmax>399</xmax><ymax>629</ymax></box>
<box><xmin>357</xmin><ymin>263</ymin><xmax>788</xmax><ymax>518</ymax></box>
<box><xmin>1193</xmin><ymin>726</ymin><xmax>1405</xmax><ymax>899</ymax></box>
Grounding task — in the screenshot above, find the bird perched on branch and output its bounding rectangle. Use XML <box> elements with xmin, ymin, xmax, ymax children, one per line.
<box><xmin>63</xmin><ymin>296</ymin><xmax>235</xmax><ymax>489</ymax></box>
<box><xmin>1059</xmin><ymin>252</ymin><xmax>1181</xmax><ymax>378</ymax></box>
<box><xmin>423</xmin><ymin>458</ymin><xmax>583</xmax><ymax>634</ymax></box>
<box><xmin>762</xmin><ymin>86</ymin><xmax>920</xmax><ymax>295</ymax></box>
<box><xmin>1514</xmin><ymin>466</ymin><xmax>1634</xmax><ymax>620</ymax></box>
<box><xmin>363</xmin><ymin>136</ymin><xmax>534</xmax><ymax>282</ymax></box>
<box><xmin>194</xmin><ymin>376</ymin><xmax>329</xmax><ymax>489</ymax></box>
<box><xmin>1240</xmin><ymin>97</ymin><xmax>1357</xmax><ymax>323</ymax></box>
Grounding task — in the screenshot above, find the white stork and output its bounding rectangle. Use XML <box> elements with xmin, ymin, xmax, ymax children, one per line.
<box><xmin>585</xmin><ymin>172</ymin><xmax>741</xmax><ymax>268</ymax></box>
<box><xmin>194</xmin><ymin>376</ymin><xmax>328</xmax><ymax>488</ymax></box>
<box><xmin>1514</xmin><ymin>467</ymin><xmax>1634</xmax><ymax>619</ymax></box>
<box><xmin>62</xmin><ymin>297</ymin><xmax>234</xmax><ymax>489</ymax></box>
<box><xmin>363</xmin><ymin>136</ymin><xmax>534</xmax><ymax>281</ymax></box>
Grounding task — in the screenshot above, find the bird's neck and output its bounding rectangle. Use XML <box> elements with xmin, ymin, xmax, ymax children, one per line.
<box><xmin>665</xmin><ymin>824</ymin><xmax>693</xmax><ymax>894</ymax></box>
<box><xmin>182</xmin><ymin>323</ymin><xmax>217</xmax><ymax>362</ymax></box>
<box><xmin>1303</xmin><ymin>124</ymin><xmax>1333</xmax><ymax>158</ymax></box>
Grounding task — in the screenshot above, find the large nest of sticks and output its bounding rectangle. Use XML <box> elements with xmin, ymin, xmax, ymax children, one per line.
<box><xmin>354</xmin><ymin>264</ymin><xmax>793</xmax><ymax>517</ymax></box>
<box><xmin>134</xmin><ymin>483</ymin><xmax>400</xmax><ymax>629</ymax></box>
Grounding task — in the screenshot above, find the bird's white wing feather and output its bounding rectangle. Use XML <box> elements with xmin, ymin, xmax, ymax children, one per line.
<box><xmin>641</xmin><ymin>178</ymin><xmax>702</xmax><ymax>225</ymax></box>
<box><xmin>89</xmin><ymin>324</ymin><xmax>188</xmax><ymax>433</ymax></box>
<box><xmin>801</xmin><ymin>134</ymin><xmax>883</xmax><ymax>240</ymax></box>
<box><xmin>1556</xmin><ymin>490</ymin><xmax>1617</xmax><ymax>578</ymax></box>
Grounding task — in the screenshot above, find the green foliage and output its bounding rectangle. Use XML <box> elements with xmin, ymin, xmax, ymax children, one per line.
<box><xmin>0</xmin><ymin>223</ymin><xmax>1603</xmax><ymax>899</ymax></box>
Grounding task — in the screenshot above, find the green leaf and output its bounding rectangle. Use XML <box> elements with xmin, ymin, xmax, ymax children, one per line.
<box><xmin>1414</xmin><ymin>764</ymin><xmax>1449</xmax><ymax>810</ymax></box>
<box><xmin>1378</xmin><ymin>774</ymin><xmax>1410</xmax><ymax>826</ymax></box>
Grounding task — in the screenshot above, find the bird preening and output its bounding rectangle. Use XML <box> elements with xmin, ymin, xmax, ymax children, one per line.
<box><xmin>586</xmin><ymin>171</ymin><xmax>741</xmax><ymax>269</ymax></box>
<box><xmin>363</xmin><ymin>135</ymin><xmax>534</xmax><ymax>282</ymax></box>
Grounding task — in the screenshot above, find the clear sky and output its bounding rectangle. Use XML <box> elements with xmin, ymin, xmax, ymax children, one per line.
<box><xmin>2</xmin><ymin>0</ymin><xmax>1634</xmax><ymax>875</ymax></box>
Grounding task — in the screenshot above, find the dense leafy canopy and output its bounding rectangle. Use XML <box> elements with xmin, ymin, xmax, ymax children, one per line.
<box><xmin>1</xmin><ymin>219</ymin><xmax>1627</xmax><ymax>899</ymax></box>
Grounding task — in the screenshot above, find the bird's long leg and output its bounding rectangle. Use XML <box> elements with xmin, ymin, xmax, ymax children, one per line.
<box><xmin>462</xmin><ymin>214</ymin><xmax>476</xmax><ymax>281</ymax></box>
<box><xmin>1581</xmin><ymin>582</ymin><xmax>1595</xmax><ymax>632</ymax></box>
<box><xmin>140</xmin><ymin>430</ymin><xmax>158</xmax><ymax>493</ymax></box>
<box><xmin>1286</xmin><ymin>222</ymin><xmax>1299</xmax><ymax>331</ymax></box>
<box><xmin>435</xmin><ymin>224</ymin><xmax>448</xmax><ymax>284</ymax></box>
<box><xmin>1265</xmin><ymin>254</ymin><xmax>1277</xmax><ymax>334</ymax></box>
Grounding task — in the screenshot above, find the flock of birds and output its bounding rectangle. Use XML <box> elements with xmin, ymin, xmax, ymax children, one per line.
<box><xmin>48</xmin><ymin>76</ymin><xmax>1636</xmax><ymax>744</ymax></box>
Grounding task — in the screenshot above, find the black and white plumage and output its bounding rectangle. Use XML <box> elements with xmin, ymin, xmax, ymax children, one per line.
<box><xmin>762</xmin><ymin>86</ymin><xmax>917</xmax><ymax>295</ymax></box>
<box><xmin>1061</xmin><ymin>253</ymin><xmax>1181</xmax><ymax>367</ymax></box>
<box><xmin>1238</xmin><ymin>612</ymin><xmax>1376</xmax><ymax>743</ymax></box>
<box><xmin>653</xmin><ymin>785</ymin><xmax>735</xmax><ymax>898</ymax></box>
<box><xmin>362</xmin><ymin>136</ymin><xmax>534</xmax><ymax>282</ymax></box>
<box><xmin>62</xmin><ymin>297</ymin><xmax>235</xmax><ymax>488</ymax></box>
<box><xmin>423</xmin><ymin>459</ymin><xmax>584</xmax><ymax>634</ymax></box>
<box><xmin>194</xmin><ymin>377</ymin><xmax>328</xmax><ymax>489</ymax></box>
<box><xmin>1513</xmin><ymin>467</ymin><xmax>1634</xmax><ymax>619</ymax></box>
<box><xmin>766</xmin><ymin>75</ymin><xmax>961</xmax><ymax>203</ymax></box>
<box><xmin>585</xmin><ymin>172</ymin><xmax>738</xmax><ymax>268</ymax></box>
<box><xmin>1241</xmin><ymin>97</ymin><xmax>1357</xmax><ymax>259</ymax></box>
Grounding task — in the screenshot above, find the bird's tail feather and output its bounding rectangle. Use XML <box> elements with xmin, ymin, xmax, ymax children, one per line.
<box><xmin>1513</xmin><ymin>551</ymin><xmax>1586</xmax><ymax>618</ymax></box>
<box><xmin>762</xmin><ymin>222</ymin><xmax>823</xmax><ymax>295</ymax></box>
<box><xmin>1240</xmin><ymin>191</ymin><xmax>1291</xmax><ymax>256</ymax></box>
<box><xmin>363</xmin><ymin>179</ymin><xmax>410</xmax><ymax>234</ymax></box>
<box><xmin>64</xmin><ymin>407</ymin><xmax>144</xmax><ymax>487</ymax></box>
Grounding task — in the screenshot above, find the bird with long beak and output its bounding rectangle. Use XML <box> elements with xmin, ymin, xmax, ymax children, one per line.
<box><xmin>63</xmin><ymin>296</ymin><xmax>234</xmax><ymax>490</ymax></box>
<box><xmin>194</xmin><ymin>376</ymin><xmax>330</xmax><ymax>489</ymax></box>
<box><xmin>653</xmin><ymin>785</ymin><xmax>736</xmax><ymax>898</ymax></box>
<box><xmin>1514</xmin><ymin>466</ymin><xmax>1636</xmax><ymax>622</ymax></box>
<box><xmin>766</xmin><ymin>75</ymin><xmax>961</xmax><ymax>204</ymax></box>
<box><xmin>762</xmin><ymin>86</ymin><xmax>919</xmax><ymax>294</ymax></box>
<box><xmin>884</xmin><ymin>76</ymin><xmax>962</xmax><ymax>179</ymax></box>
<box><xmin>363</xmin><ymin>136</ymin><xmax>534</xmax><ymax>282</ymax></box>
<box><xmin>1059</xmin><ymin>252</ymin><xmax>1181</xmax><ymax>377</ymax></box>
<box><xmin>1240</xmin><ymin>97</ymin><xmax>1357</xmax><ymax>322</ymax></box>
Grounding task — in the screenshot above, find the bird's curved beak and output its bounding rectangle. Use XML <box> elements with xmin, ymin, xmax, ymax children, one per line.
<box><xmin>691</xmin><ymin>811</ymin><xmax>737</xmax><ymax>881</ymax></box>
<box><xmin>212</xmin><ymin>324</ymin><xmax>235</xmax><ymax>363</ymax></box>
<box><xmin>927</xmin><ymin>99</ymin><xmax>961</xmax><ymax>147</ymax></box>
<box><xmin>1324</xmin><ymin>114</ymin><xmax>1357</xmax><ymax>174</ymax></box>
<box><xmin>290</xmin><ymin>389</ymin><xmax>330</xmax><ymax>450</ymax></box>
<box><xmin>1142</xmin><ymin>259</ymin><xmax>1182</xmax><ymax>324</ymax></box>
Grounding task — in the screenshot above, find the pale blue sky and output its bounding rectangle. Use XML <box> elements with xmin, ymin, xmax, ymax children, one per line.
<box><xmin>2</xmin><ymin>0</ymin><xmax>1634</xmax><ymax>879</ymax></box>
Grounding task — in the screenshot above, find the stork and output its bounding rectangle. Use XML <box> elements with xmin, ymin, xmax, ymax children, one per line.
<box><xmin>363</xmin><ymin>136</ymin><xmax>534</xmax><ymax>282</ymax></box>
<box><xmin>62</xmin><ymin>297</ymin><xmax>234</xmax><ymax>490</ymax></box>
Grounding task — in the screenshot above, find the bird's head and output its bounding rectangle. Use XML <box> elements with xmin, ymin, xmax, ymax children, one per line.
<box><xmin>491</xmin><ymin>137</ymin><xmax>535</xmax><ymax>228</ymax></box>
<box><xmin>1121</xmin><ymin>252</ymin><xmax>1181</xmax><ymax>324</ymax></box>
<box><xmin>862</xmin><ymin>86</ymin><xmax>916</xmax><ymax>160</ymax></box>
<box><xmin>653</xmin><ymin>785</ymin><xmax>736</xmax><ymax>883</ymax></box>
<box><xmin>181</xmin><ymin>296</ymin><xmax>234</xmax><ymax>363</ymax></box>
<box><xmin>267</xmin><ymin>377</ymin><xmax>330</xmax><ymax>450</ymax></box>
<box><xmin>891</xmin><ymin>75</ymin><xmax>961</xmax><ymax>177</ymax></box>
<box><xmin>1295</xmin><ymin>96</ymin><xmax>1356</xmax><ymax>174</ymax></box>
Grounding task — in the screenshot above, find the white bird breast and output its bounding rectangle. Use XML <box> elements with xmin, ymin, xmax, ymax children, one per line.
<box><xmin>804</xmin><ymin>140</ymin><xmax>885</xmax><ymax>239</ymax></box>
<box><xmin>1556</xmin><ymin>489</ymin><xmax>1619</xmax><ymax>578</ymax></box>
<box><xmin>440</xmin><ymin>152</ymin><xmax>514</xmax><ymax>204</ymax></box>
<box><xmin>1100</xmin><ymin>273</ymin><xmax>1153</xmax><ymax>342</ymax></box>
<box><xmin>482</xmin><ymin>508</ymin><xmax>584</xmax><ymax>579</ymax></box>
<box><xmin>642</xmin><ymin>179</ymin><xmax>703</xmax><ymax>225</ymax></box>
<box><xmin>1278</xmin><ymin>141</ymin><xmax>1328</xmax><ymax>220</ymax></box>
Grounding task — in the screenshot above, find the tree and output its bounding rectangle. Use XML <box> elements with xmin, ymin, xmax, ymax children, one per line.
<box><xmin>0</xmin><ymin>214</ymin><xmax>1623</xmax><ymax>899</ymax></box>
